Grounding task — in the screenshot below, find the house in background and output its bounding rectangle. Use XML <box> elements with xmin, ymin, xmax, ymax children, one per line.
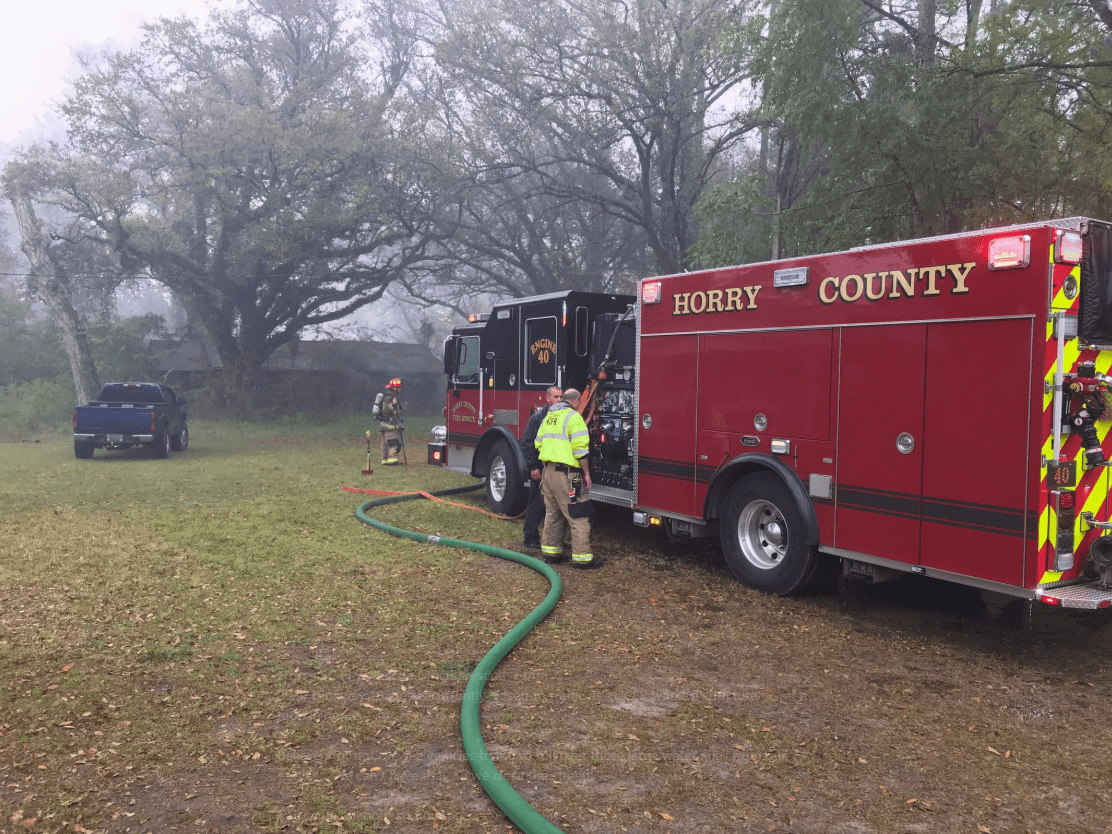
<box><xmin>263</xmin><ymin>339</ymin><xmax>443</xmax><ymax>411</ymax></box>
<box><xmin>147</xmin><ymin>337</ymin><xmax>443</xmax><ymax>413</ymax></box>
<box><xmin>147</xmin><ymin>337</ymin><xmax>223</xmax><ymax>381</ymax></box>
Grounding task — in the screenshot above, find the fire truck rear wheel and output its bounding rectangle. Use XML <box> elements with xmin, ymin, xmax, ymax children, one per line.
<box><xmin>486</xmin><ymin>439</ymin><xmax>527</xmax><ymax>516</ymax></box>
<box><xmin>720</xmin><ymin>473</ymin><xmax>817</xmax><ymax>596</ymax></box>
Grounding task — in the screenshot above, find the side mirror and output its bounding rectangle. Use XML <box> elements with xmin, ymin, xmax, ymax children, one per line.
<box><xmin>443</xmin><ymin>336</ymin><xmax>459</xmax><ymax>376</ymax></box>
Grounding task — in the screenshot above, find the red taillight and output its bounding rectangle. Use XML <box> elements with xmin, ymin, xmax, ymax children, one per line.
<box><xmin>72</xmin><ymin>409</ymin><xmax>78</xmax><ymax>429</ymax></box>
<box><xmin>1056</xmin><ymin>490</ymin><xmax>1076</xmax><ymax>510</ymax></box>
<box><xmin>1037</xmin><ymin>594</ymin><xmax>1061</xmax><ymax>606</ymax></box>
<box><xmin>151</xmin><ymin>411</ymin><xmax>157</xmax><ymax>431</ymax></box>
<box><xmin>988</xmin><ymin>235</ymin><xmax>1031</xmax><ymax>270</ymax></box>
<box><xmin>1056</xmin><ymin>231</ymin><xmax>1083</xmax><ymax>264</ymax></box>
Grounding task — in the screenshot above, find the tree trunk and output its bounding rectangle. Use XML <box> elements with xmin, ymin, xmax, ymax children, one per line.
<box><xmin>916</xmin><ymin>0</ymin><xmax>937</xmax><ymax>69</ymax></box>
<box><xmin>8</xmin><ymin>189</ymin><xmax>100</xmax><ymax>405</ymax></box>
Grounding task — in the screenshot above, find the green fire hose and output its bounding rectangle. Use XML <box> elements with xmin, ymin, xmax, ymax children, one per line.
<box><xmin>354</xmin><ymin>483</ymin><xmax>567</xmax><ymax>834</ymax></box>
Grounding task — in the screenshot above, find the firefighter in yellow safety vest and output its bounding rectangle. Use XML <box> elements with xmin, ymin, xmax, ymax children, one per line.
<box><xmin>535</xmin><ymin>388</ymin><xmax>602</xmax><ymax>569</ymax></box>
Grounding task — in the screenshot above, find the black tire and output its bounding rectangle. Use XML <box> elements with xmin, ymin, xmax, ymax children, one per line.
<box><xmin>74</xmin><ymin>439</ymin><xmax>94</xmax><ymax>459</ymax></box>
<box><xmin>152</xmin><ymin>428</ymin><xmax>171</xmax><ymax>459</ymax></box>
<box><xmin>719</xmin><ymin>472</ymin><xmax>818</xmax><ymax>595</ymax></box>
<box><xmin>170</xmin><ymin>422</ymin><xmax>189</xmax><ymax>452</ymax></box>
<box><xmin>486</xmin><ymin>439</ymin><xmax>527</xmax><ymax>516</ymax></box>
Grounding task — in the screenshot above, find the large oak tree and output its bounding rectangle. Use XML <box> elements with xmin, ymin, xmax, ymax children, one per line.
<box><xmin>28</xmin><ymin>0</ymin><xmax>448</xmax><ymax>391</ymax></box>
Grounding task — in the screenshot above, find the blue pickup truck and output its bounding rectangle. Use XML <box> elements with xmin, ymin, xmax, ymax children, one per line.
<box><xmin>72</xmin><ymin>383</ymin><xmax>189</xmax><ymax>459</ymax></box>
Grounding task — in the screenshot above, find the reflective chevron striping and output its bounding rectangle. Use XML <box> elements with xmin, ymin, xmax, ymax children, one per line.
<box><xmin>1039</xmin><ymin>261</ymin><xmax>1092</xmax><ymax>585</ymax></box>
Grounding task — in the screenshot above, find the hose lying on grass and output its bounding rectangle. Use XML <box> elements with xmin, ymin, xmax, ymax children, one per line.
<box><xmin>354</xmin><ymin>483</ymin><xmax>567</xmax><ymax>834</ymax></box>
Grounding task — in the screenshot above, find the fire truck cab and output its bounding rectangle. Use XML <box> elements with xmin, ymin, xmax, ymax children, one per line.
<box><xmin>441</xmin><ymin>291</ymin><xmax>635</xmax><ymax>515</ymax></box>
<box><xmin>438</xmin><ymin>219</ymin><xmax>1112</xmax><ymax>610</ymax></box>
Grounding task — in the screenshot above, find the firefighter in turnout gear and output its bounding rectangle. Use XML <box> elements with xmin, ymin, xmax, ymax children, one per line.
<box><xmin>376</xmin><ymin>378</ymin><xmax>404</xmax><ymax>465</ymax></box>
<box><xmin>520</xmin><ymin>385</ymin><xmax>563</xmax><ymax>550</ymax></box>
<box><xmin>535</xmin><ymin>388</ymin><xmax>601</xmax><ymax>569</ymax></box>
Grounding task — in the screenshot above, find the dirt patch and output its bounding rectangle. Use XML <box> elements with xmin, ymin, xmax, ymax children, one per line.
<box><xmin>6</xmin><ymin>502</ymin><xmax>1112</xmax><ymax>834</ymax></box>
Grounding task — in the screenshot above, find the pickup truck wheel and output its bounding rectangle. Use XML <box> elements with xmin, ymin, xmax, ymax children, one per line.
<box><xmin>719</xmin><ymin>472</ymin><xmax>818</xmax><ymax>596</ymax></box>
<box><xmin>486</xmin><ymin>439</ymin><xmax>527</xmax><ymax>516</ymax></box>
<box><xmin>170</xmin><ymin>423</ymin><xmax>189</xmax><ymax>452</ymax></box>
<box><xmin>74</xmin><ymin>439</ymin><xmax>94</xmax><ymax>459</ymax></box>
<box><xmin>152</xmin><ymin>428</ymin><xmax>171</xmax><ymax>459</ymax></box>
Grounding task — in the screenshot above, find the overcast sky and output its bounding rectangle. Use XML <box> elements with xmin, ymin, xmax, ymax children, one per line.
<box><xmin>1</xmin><ymin>0</ymin><xmax>220</xmax><ymax>148</ymax></box>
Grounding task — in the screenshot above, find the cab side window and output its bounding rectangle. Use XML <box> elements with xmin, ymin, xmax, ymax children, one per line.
<box><xmin>454</xmin><ymin>335</ymin><xmax>481</xmax><ymax>385</ymax></box>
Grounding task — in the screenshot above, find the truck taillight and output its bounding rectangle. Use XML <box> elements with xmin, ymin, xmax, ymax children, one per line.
<box><xmin>72</xmin><ymin>409</ymin><xmax>77</xmax><ymax>429</ymax></box>
<box><xmin>151</xmin><ymin>411</ymin><xmax>158</xmax><ymax>431</ymax></box>
<box><xmin>1056</xmin><ymin>231</ymin><xmax>1083</xmax><ymax>264</ymax></box>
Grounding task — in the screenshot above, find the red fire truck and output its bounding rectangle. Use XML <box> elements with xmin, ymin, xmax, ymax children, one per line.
<box><xmin>437</xmin><ymin>218</ymin><xmax>1112</xmax><ymax>609</ymax></box>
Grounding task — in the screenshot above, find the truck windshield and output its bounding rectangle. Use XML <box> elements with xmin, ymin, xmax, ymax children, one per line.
<box><xmin>98</xmin><ymin>387</ymin><xmax>164</xmax><ymax>404</ymax></box>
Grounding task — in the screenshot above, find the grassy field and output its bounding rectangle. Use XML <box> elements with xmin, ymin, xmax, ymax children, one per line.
<box><xmin>7</xmin><ymin>417</ymin><xmax>1112</xmax><ymax>834</ymax></box>
<box><xmin>0</xmin><ymin>416</ymin><xmax>549</xmax><ymax>833</ymax></box>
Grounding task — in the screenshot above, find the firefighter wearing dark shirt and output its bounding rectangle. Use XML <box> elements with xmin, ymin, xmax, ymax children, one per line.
<box><xmin>520</xmin><ymin>386</ymin><xmax>563</xmax><ymax>550</ymax></box>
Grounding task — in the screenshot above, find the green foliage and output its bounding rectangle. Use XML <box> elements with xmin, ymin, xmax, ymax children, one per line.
<box><xmin>690</xmin><ymin>175</ymin><xmax>774</xmax><ymax>268</ymax></box>
<box><xmin>753</xmin><ymin>0</ymin><xmax>989</xmax><ymax>248</ymax></box>
<box><xmin>0</xmin><ymin>294</ymin><xmax>67</xmax><ymax>385</ymax></box>
<box><xmin>961</xmin><ymin>0</ymin><xmax>1112</xmax><ymax>222</ymax></box>
<box><xmin>87</xmin><ymin>313</ymin><xmax>164</xmax><ymax>382</ymax></box>
<box><xmin>0</xmin><ymin>379</ymin><xmax>75</xmax><ymax>440</ymax></box>
<box><xmin>0</xmin><ymin>307</ymin><xmax>166</xmax><ymax>435</ymax></box>
<box><xmin>699</xmin><ymin>0</ymin><xmax>1112</xmax><ymax>257</ymax></box>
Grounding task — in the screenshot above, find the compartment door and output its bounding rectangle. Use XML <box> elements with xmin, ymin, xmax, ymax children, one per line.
<box><xmin>636</xmin><ymin>334</ymin><xmax>699</xmax><ymax>517</ymax></box>
<box><xmin>919</xmin><ymin>319</ymin><xmax>1033</xmax><ymax>584</ymax></box>
<box><xmin>836</xmin><ymin>325</ymin><xmax>926</xmax><ymax>563</ymax></box>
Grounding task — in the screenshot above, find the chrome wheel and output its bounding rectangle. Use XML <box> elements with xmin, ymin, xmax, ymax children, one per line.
<box><xmin>485</xmin><ymin>439</ymin><xmax>527</xmax><ymax>516</ymax></box>
<box><xmin>489</xmin><ymin>454</ymin><xmax>508</xmax><ymax>503</ymax></box>
<box><xmin>736</xmin><ymin>498</ymin><xmax>788</xmax><ymax>571</ymax></box>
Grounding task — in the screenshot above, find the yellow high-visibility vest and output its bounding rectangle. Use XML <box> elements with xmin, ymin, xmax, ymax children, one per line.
<box><xmin>535</xmin><ymin>404</ymin><xmax>589</xmax><ymax>467</ymax></box>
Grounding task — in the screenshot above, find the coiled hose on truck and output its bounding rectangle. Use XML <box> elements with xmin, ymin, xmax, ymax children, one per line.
<box><xmin>354</xmin><ymin>483</ymin><xmax>567</xmax><ymax>834</ymax></box>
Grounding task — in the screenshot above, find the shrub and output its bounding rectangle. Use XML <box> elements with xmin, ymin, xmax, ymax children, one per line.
<box><xmin>0</xmin><ymin>379</ymin><xmax>75</xmax><ymax>440</ymax></box>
